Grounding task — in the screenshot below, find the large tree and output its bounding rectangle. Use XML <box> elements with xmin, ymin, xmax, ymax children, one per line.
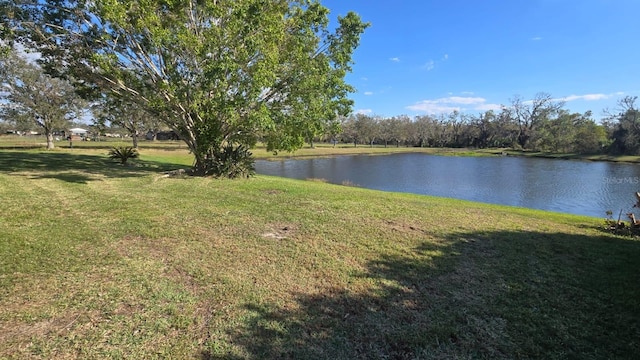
<box><xmin>0</xmin><ymin>50</ymin><xmax>84</xmax><ymax>149</ymax></box>
<box><xmin>510</xmin><ymin>93</ymin><xmax>564</xmax><ymax>149</ymax></box>
<box><xmin>412</xmin><ymin>115</ymin><xmax>437</xmax><ymax>148</ymax></box>
<box><xmin>353</xmin><ymin>113</ymin><xmax>379</xmax><ymax>147</ymax></box>
<box><xmin>9</xmin><ymin>0</ymin><xmax>368</xmax><ymax>176</ymax></box>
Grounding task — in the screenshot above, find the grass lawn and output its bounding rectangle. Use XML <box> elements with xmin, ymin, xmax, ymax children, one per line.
<box><xmin>1</xmin><ymin>145</ymin><xmax>639</xmax><ymax>359</ymax></box>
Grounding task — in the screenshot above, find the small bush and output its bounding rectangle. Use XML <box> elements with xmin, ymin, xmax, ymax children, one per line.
<box><xmin>108</xmin><ymin>146</ymin><xmax>139</xmax><ymax>164</ymax></box>
<box><xmin>203</xmin><ymin>144</ymin><xmax>255</xmax><ymax>178</ymax></box>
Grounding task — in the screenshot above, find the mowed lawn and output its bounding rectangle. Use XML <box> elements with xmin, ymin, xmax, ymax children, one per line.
<box><xmin>0</xmin><ymin>148</ymin><xmax>639</xmax><ymax>359</ymax></box>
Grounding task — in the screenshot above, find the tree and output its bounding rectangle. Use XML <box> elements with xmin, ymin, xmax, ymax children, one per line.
<box><xmin>537</xmin><ymin>110</ymin><xmax>577</xmax><ymax>152</ymax></box>
<box><xmin>354</xmin><ymin>113</ymin><xmax>379</xmax><ymax>147</ymax></box>
<box><xmin>12</xmin><ymin>0</ymin><xmax>368</xmax><ymax>177</ymax></box>
<box><xmin>304</xmin><ymin>115</ymin><xmax>341</xmax><ymax>149</ymax></box>
<box><xmin>492</xmin><ymin>107</ymin><xmax>519</xmax><ymax>147</ymax></box>
<box><xmin>447</xmin><ymin>111</ymin><xmax>467</xmax><ymax>147</ymax></box>
<box><xmin>322</xmin><ymin>117</ymin><xmax>342</xmax><ymax>148</ymax></box>
<box><xmin>572</xmin><ymin>112</ymin><xmax>607</xmax><ymax>154</ymax></box>
<box><xmin>510</xmin><ymin>93</ymin><xmax>564</xmax><ymax>149</ymax></box>
<box><xmin>0</xmin><ymin>119</ymin><xmax>12</xmax><ymax>134</ymax></box>
<box><xmin>380</xmin><ymin>117</ymin><xmax>404</xmax><ymax>147</ymax></box>
<box><xmin>390</xmin><ymin>115</ymin><xmax>411</xmax><ymax>147</ymax></box>
<box><xmin>434</xmin><ymin>114</ymin><xmax>452</xmax><ymax>147</ymax></box>
<box><xmin>0</xmin><ymin>49</ymin><xmax>84</xmax><ymax>149</ymax></box>
<box><xmin>340</xmin><ymin>115</ymin><xmax>360</xmax><ymax>147</ymax></box>
<box><xmin>413</xmin><ymin>115</ymin><xmax>437</xmax><ymax>147</ymax></box>
<box><xmin>608</xmin><ymin>96</ymin><xmax>640</xmax><ymax>155</ymax></box>
<box><xmin>93</xmin><ymin>96</ymin><xmax>156</xmax><ymax>149</ymax></box>
<box><xmin>469</xmin><ymin>111</ymin><xmax>496</xmax><ymax>148</ymax></box>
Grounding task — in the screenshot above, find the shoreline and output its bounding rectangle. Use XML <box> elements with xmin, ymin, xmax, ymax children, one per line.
<box><xmin>2</xmin><ymin>133</ymin><xmax>640</xmax><ymax>164</ymax></box>
<box><xmin>252</xmin><ymin>144</ymin><xmax>640</xmax><ymax>164</ymax></box>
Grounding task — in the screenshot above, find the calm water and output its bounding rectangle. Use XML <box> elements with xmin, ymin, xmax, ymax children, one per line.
<box><xmin>255</xmin><ymin>153</ymin><xmax>640</xmax><ymax>218</ymax></box>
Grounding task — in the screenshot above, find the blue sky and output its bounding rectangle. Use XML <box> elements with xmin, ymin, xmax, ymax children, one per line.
<box><xmin>322</xmin><ymin>0</ymin><xmax>640</xmax><ymax>120</ymax></box>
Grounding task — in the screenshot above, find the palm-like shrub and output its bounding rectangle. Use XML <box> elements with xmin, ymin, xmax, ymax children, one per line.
<box><xmin>108</xmin><ymin>146</ymin><xmax>139</xmax><ymax>164</ymax></box>
<box><xmin>205</xmin><ymin>144</ymin><xmax>255</xmax><ymax>178</ymax></box>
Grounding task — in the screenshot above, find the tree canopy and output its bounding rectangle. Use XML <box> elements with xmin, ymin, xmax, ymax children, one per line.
<box><xmin>5</xmin><ymin>0</ymin><xmax>368</xmax><ymax>176</ymax></box>
<box><xmin>0</xmin><ymin>49</ymin><xmax>84</xmax><ymax>149</ymax></box>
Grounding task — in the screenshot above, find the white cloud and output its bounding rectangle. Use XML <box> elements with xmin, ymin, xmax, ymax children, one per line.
<box><xmin>407</xmin><ymin>96</ymin><xmax>502</xmax><ymax>114</ymax></box>
<box><xmin>554</xmin><ymin>92</ymin><xmax>624</xmax><ymax>103</ymax></box>
<box><xmin>363</xmin><ymin>91</ymin><xmax>373</xmax><ymax>96</ymax></box>
<box><xmin>355</xmin><ymin>108</ymin><xmax>373</xmax><ymax>115</ymax></box>
<box><xmin>422</xmin><ymin>54</ymin><xmax>448</xmax><ymax>71</ymax></box>
<box><xmin>407</xmin><ymin>103</ymin><xmax>461</xmax><ymax>114</ymax></box>
<box><xmin>475</xmin><ymin>103</ymin><xmax>503</xmax><ymax>112</ymax></box>
<box><xmin>518</xmin><ymin>93</ymin><xmax>622</xmax><ymax>105</ymax></box>
<box><xmin>423</xmin><ymin>60</ymin><xmax>435</xmax><ymax>71</ymax></box>
<box><xmin>563</xmin><ymin>93</ymin><xmax>609</xmax><ymax>102</ymax></box>
<box><xmin>531</xmin><ymin>36</ymin><xmax>543</xmax><ymax>41</ymax></box>
<box><xmin>443</xmin><ymin>96</ymin><xmax>486</xmax><ymax>105</ymax></box>
<box><xmin>390</xmin><ymin>57</ymin><xmax>400</xmax><ymax>62</ymax></box>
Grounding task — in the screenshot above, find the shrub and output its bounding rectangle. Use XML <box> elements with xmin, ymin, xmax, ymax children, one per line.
<box><xmin>205</xmin><ymin>144</ymin><xmax>255</xmax><ymax>178</ymax></box>
<box><xmin>108</xmin><ymin>146</ymin><xmax>139</xmax><ymax>164</ymax></box>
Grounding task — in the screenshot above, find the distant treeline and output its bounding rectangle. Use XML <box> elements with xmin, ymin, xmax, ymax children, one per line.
<box><xmin>325</xmin><ymin>93</ymin><xmax>640</xmax><ymax>155</ymax></box>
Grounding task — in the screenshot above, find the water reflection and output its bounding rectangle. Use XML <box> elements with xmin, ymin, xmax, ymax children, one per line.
<box><xmin>255</xmin><ymin>153</ymin><xmax>640</xmax><ymax>218</ymax></box>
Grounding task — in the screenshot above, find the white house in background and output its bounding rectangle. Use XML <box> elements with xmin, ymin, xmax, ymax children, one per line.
<box><xmin>69</xmin><ymin>128</ymin><xmax>88</xmax><ymax>136</ymax></box>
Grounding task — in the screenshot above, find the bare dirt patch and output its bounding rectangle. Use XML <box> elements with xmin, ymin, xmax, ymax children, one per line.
<box><xmin>263</xmin><ymin>189</ymin><xmax>284</xmax><ymax>195</ymax></box>
<box><xmin>262</xmin><ymin>223</ymin><xmax>298</xmax><ymax>240</ymax></box>
<box><xmin>383</xmin><ymin>219</ymin><xmax>429</xmax><ymax>235</ymax></box>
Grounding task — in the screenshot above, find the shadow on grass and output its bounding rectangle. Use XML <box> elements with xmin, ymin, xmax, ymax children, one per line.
<box><xmin>0</xmin><ymin>151</ymin><xmax>188</xmax><ymax>183</ymax></box>
<box><xmin>205</xmin><ymin>229</ymin><xmax>640</xmax><ymax>359</ymax></box>
<box><xmin>41</xmin><ymin>143</ymin><xmax>189</xmax><ymax>151</ymax></box>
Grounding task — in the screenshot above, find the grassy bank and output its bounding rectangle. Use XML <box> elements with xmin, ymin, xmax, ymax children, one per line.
<box><xmin>1</xmin><ymin>149</ymin><xmax>639</xmax><ymax>359</ymax></box>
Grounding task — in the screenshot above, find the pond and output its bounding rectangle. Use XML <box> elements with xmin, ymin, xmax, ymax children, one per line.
<box><xmin>255</xmin><ymin>153</ymin><xmax>640</xmax><ymax>218</ymax></box>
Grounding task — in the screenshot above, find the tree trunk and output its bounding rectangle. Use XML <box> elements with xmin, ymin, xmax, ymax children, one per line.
<box><xmin>132</xmin><ymin>132</ymin><xmax>139</xmax><ymax>149</ymax></box>
<box><xmin>192</xmin><ymin>151</ymin><xmax>208</xmax><ymax>176</ymax></box>
<box><xmin>518</xmin><ymin>131</ymin><xmax>530</xmax><ymax>149</ymax></box>
<box><xmin>46</xmin><ymin>131</ymin><xmax>55</xmax><ymax>150</ymax></box>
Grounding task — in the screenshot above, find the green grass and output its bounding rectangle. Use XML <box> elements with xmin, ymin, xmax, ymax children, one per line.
<box><xmin>0</xmin><ymin>134</ymin><xmax>189</xmax><ymax>150</ymax></box>
<box><xmin>1</xmin><ymin>147</ymin><xmax>639</xmax><ymax>359</ymax></box>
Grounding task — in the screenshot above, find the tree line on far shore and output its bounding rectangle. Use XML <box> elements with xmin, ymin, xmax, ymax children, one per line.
<box><xmin>328</xmin><ymin>93</ymin><xmax>639</xmax><ymax>156</ymax></box>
